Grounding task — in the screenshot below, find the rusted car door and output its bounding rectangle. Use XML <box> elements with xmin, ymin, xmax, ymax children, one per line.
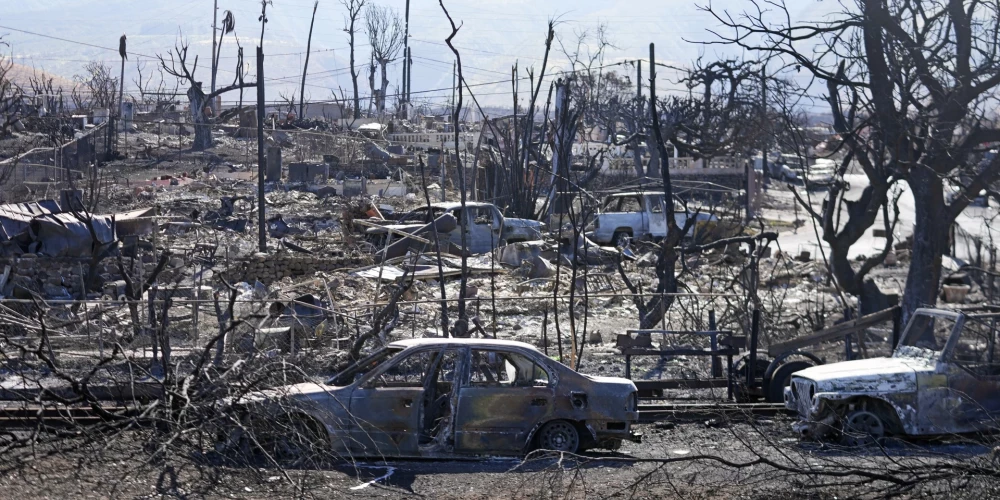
<box><xmin>454</xmin><ymin>349</ymin><xmax>556</xmax><ymax>453</ymax></box>
<box><xmin>943</xmin><ymin>316</ymin><xmax>1000</xmax><ymax>430</ymax></box>
<box><xmin>348</xmin><ymin>348</ymin><xmax>439</xmax><ymax>456</ymax></box>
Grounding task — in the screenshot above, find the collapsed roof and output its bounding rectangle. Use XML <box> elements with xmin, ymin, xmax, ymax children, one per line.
<box><xmin>0</xmin><ymin>197</ymin><xmax>155</xmax><ymax>257</ymax></box>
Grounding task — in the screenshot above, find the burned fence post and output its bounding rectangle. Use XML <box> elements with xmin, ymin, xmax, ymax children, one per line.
<box><xmin>709</xmin><ymin>309</ymin><xmax>721</xmax><ymax>378</ymax></box>
<box><xmin>844</xmin><ymin>308</ymin><xmax>854</xmax><ymax>361</ymax></box>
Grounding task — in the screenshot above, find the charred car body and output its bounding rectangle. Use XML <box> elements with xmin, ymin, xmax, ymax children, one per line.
<box><xmin>588</xmin><ymin>192</ymin><xmax>716</xmax><ymax>246</ymax></box>
<box><xmin>234</xmin><ymin>338</ymin><xmax>639</xmax><ymax>458</ymax></box>
<box><xmin>365</xmin><ymin>202</ymin><xmax>544</xmax><ymax>254</ymax></box>
<box><xmin>785</xmin><ymin>308</ymin><xmax>1000</xmax><ymax>445</ymax></box>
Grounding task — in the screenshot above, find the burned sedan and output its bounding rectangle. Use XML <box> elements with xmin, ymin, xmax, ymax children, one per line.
<box><xmin>234</xmin><ymin>338</ymin><xmax>640</xmax><ymax>459</ymax></box>
<box><xmin>785</xmin><ymin>308</ymin><xmax>1000</xmax><ymax>445</ymax></box>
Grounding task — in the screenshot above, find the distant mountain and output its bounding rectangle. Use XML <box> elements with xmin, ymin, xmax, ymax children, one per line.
<box><xmin>6</xmin><ymin>63</ymin><xmax>77</xmax><ymax>92</ymax></box>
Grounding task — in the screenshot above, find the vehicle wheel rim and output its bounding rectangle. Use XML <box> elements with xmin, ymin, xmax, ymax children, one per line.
<box><xmin>540</xmin><ymin>421</ymin><xmax>579</xmax><ymax>452</ymax></box>
<box><xmin>842</xmin><ymin>411</ymin><xmax>885</xmax><ymax>446</ymax></box>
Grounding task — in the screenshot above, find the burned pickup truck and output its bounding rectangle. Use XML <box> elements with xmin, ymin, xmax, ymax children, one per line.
<box><xmin>229</xmin><ymin>338</ymin><xmax>639</xmax><ymax>459</ymax></box>
<box><xmin>364</xmin><ymin>202</ymin><xmax>544</xmax><ymax>254</ymax></box>
<box><xmin>786</xmin><ymin>308</ymin><xmax>1000</xmax><ymax>445</ymax></box>
<box><xmin>587</xmin><ymin>192</ymin><xmax>716</xmax><ymax>245</ymax></box>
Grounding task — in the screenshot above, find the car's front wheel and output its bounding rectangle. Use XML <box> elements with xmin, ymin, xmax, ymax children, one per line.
<box><xmin>840</xmin><ymin>410</ymin><xmax>885</xmax><ymax>447</ymax></box>
<box><xmin>536</xmin><ymin>420</ymin><xmax>580</xmax><ymax>453</ymax></box>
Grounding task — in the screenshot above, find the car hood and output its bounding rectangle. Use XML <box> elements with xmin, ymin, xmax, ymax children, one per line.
<box><xmin>236</xmin><ymin>382</ymin><xmax>346</xmax><ymax>404</ymax></box>
<box><xmin>793</xmin><ymin>357</ymin><xmax>930</xmax><ymax>394</ymax></box>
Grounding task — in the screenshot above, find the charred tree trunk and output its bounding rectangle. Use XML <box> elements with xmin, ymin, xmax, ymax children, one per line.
<box><xmin>378</xmin><ymin>60</ymin><xmax>390</xmax><ymax>113</ymax></box>
<box><xmin>187</xmin><ymin>85</ymin><xmax>212</xmax><ymax>150</ymax></box>
<box><xmin>640</xmin><ymin>42</ymin><xmax>684</xmax><ymax>330</ymax></box>
<box><xmin>902</xmin><ymin>169</ymin><xmax>948</xmax><ymax>324</ymax></box>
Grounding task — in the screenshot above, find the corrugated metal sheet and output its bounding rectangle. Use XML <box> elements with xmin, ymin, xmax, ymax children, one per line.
<box><xmin>0</xmin><ymin>200</ymin><xmax>62</xmax><ymax>241</ymax></box>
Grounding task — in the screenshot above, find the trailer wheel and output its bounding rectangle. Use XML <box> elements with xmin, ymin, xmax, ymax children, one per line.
<box><xmin>765</xmin><ymin>360</ymin><xmax>813</xmax><ymax>403</ymax></box>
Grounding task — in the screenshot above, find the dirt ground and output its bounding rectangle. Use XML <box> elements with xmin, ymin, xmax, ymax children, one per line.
<box><xmin>1</xmin><ymin>417</ymin><xmax>996</xmax><ymax>499</ymax></box>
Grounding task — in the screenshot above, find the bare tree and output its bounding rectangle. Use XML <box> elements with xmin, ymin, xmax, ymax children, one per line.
<box><xmin>132</xmin><ymin>60</ymin><xmax>179</xmax><ymax>111</ymax></box>
<box><xmin>158</xmin><ymin>37</ymin><xmax>256</xmax><ymax>150</ymax></box>
<box><xmin>365</xmin><ymin>4</ymin><xmax>404</xmax><ymax>113</ymax></box>
<box><xmin>28</xmin><ymin>69</ymin><xmax>64</xmax><ymax>116</ymax></box>
<box><xmin>342</xmin><ymin>0</ymin><xmax>366</xmax><ymax>121</ymax></box>
<box><xmin>0</xmin><ymin>52</ymin><xmax>24</xmax><ymax>136</ymax></box>
<box><xmin>72</xmin><ymin>61</ymin><xmax>118</xmax><ymax>110</ymax></box>
<box><xmin>706</xmin><ymin>0</ymin><xmax>1000</xmax><ymax>323</ymax></box>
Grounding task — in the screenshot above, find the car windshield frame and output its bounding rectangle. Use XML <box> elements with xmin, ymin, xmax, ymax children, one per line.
<box><xmin>895</xmin><ymin>309</ymin><xmax>962</xmax><ymax>361</ymax></box>
<box><xmin>326</xmin><ymin>346</ymin><xmax>402</xmax><ymax>386</ymax></box>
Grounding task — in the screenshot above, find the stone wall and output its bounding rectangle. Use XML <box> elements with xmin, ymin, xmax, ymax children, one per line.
<box><xmin>223</xmin><ymin>251</ymin><xmax>365</xmax><ymax>284</ymax></box>
<box><xmin>2</xmin><ymin>255</ymin><xmax>115</xmax><ymax>298</ymax></box>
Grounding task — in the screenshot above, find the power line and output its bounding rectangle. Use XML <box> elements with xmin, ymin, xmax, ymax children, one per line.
<box><xmin>0</xmin><ymin>25</ymin><xmax>158</xmax><ymax>60</ymax></box>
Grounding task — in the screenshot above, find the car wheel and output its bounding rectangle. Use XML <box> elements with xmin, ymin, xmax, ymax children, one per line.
<box><xmin>611</xmin><ymin>231</ymin><xmax>630</xmax><ymax>247</ymax></box>
<box><xmin>260</xmin><ymin>413</ymin><xmax>330</xmax><ymax>465</ymax></box>
<box><xmin>536</xmin><ymin>420</ymin><xmax>580</xmax><ymax>453</ymax></box>
<box><xmin>840</xmin><ymin>410</ymin><xmax>885</xmax><ymax>447</ymax></box>
<box><xmin>765</xmin><ymin>360</ymin><xmax>813</xmax><ymax>403</ymax></box>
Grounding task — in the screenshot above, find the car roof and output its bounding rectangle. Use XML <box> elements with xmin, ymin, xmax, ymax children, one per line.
<box><xmin>388</xmin><ymin>337</ymin><xmax>542</xmax><ymax>351</ymax></box>
<box><xmin>426</xmin><ymin>201</ymin><xmax>494</xmax><ymax>210</ymax></box>
<box><xmin>606</xmin><ymin>191</ymin><xmax>664</xmax><ymax>197</ymax></box>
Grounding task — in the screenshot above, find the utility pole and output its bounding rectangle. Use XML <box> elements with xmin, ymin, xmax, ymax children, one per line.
<box><xmin>402</xmin><ymin>0</ymin><xmax>410</xmax><ymax>118</ymax></box>
<box><xmin>634</xmin><ymin>60</ymin><xmax>643</xmax><ymax>177</ymax></box>
<box><xmin>760</xmin><ymin>65</ymin><xmax>767</xmax><ymax>194</ymax></box>
<box><xmin>299</xmin><ymin>0</ymin><xmax>318</xmax><ymax>119</ymax></box>
<box><xmin>257</xmin><ymin>47</ymin><xmax>267</xmax><ymax>253</ymax></box>
<box><xmin>210</xmin><ymin>0</ymin><xmax>218</xmax><ymax>114</ymax></box>
<box><xmin>117</xmin><ymin>35</ymin><xmax>126</xmax><ymax>153</ymax></box>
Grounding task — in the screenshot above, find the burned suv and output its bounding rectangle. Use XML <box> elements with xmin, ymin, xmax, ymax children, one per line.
<box><xmin>785</xmin><ymin>308</ymin><xmax>1000</xmax><ymax>445</ymax></box>
<box><xmin>232</xmin><ymin>338</ymin><xmax>640</xmax><ymax>459</ymax></box>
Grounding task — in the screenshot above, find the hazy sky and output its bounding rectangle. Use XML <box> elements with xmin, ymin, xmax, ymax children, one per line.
<box><xmin>1</xmin><ymin>0</ymin><xmax>840</xmax><ymax>109</ymax></box>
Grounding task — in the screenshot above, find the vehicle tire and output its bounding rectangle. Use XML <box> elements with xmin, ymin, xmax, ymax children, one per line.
<box><xmin>611</xmin><ymin>231</ymin><xmax>630</xmax><ymax>247</ymax></box>
<box><xmin>840</xmin><ymin>410</ymin><xmax>885</xmax><ymax>447</ymax></box>
<box><xmin>259</xmin><ymin>413</ymin><xmax>330</xmax><ymax>465</ymax></box>
<box><xmin>765</xmin><ymin>360</ymin><xmax>814</xmax><ymax>403</ymax></box>
<box><xmin>536</xmin><ymin>420</ymin><xmax>580</xmax><ymax>453</ymax></box>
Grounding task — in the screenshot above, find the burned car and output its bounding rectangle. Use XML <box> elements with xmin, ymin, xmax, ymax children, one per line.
<box><xmin>365</xmin><ymin>202</ymin><xmax>544</xmax><ymax>254</ymax></box>
<box><xmin>785</xmin><ymin>308</ymin><xmax>1000</xmax><ymax>445</ymax></box>
<box><xmin>233</xmin><ymin>338</ymin><xmax>639</xmax><ymax>459</ymax></box>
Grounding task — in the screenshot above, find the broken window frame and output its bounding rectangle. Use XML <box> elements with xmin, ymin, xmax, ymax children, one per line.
<box><xmin>364</xmin><ymin>348</ymin><xmax>441</xmax><ymax>389</ymax></box>
<box><xmin>327</xmin><ymin>346</ymin><xmax>401</xmax><ymax>386</ymax></box>
<box><xmin>467</xmin><ymin>349</ymin><xmax>551</xmax><ymax>388</ymax></box>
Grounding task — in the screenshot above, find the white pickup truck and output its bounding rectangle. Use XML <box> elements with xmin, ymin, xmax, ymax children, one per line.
<box><xmin>588</xmin><ymin>192</ymin><xmax>717</xmax><ymax>245</ymax></box>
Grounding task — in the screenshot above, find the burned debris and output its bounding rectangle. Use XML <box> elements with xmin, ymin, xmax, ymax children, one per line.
<box><xmin>2</xmin><ymin>0</ymin><xmax>1000</xmax><ymax>497</ymax></box>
